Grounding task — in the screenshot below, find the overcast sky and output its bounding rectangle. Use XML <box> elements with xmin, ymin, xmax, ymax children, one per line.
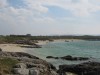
<box><xmin>0</xmin><ymin>0</ymin><xmax>100</xmax><ymax>35</ymax></box>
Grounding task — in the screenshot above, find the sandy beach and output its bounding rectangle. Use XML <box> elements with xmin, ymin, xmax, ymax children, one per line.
<box><xmin>0</xmin><ymin>42</ymin><xmax>41</xmax><ymax>53</ymax></box>
<box><xmin>0</xmin><ymin>40</ymin><xmax>48</xmax><ymax>52</ymax></box>
<box><xmin>0</xmin><ymin>44</ymin><xmax>27</xmax><ymax>52</ymax></box>
<box><xmin>36</xmin><ymin>40</ymin><xmax>49</xmax><ymax>45</ymax></box>
<box><xmin>0</xmin><ymin>39</ymin><xmax>82</xmax><ymax>52</ymax></box>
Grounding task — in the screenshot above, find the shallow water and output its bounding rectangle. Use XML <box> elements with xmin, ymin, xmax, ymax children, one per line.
<box><xmin>26</xmin><ymin>40</ymin><xmax>100</xmax><ymax>68</ymax></box>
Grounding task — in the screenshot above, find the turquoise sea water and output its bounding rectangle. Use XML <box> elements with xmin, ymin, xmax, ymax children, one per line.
<box><xmin>26</xmin><ymin>40</ymin><xmax>100</xmax><ymax>68</ymax></box>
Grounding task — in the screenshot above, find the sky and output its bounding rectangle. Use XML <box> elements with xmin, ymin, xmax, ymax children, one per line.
<box><xmin>0</xmin><ymin>0</ymin><xmax>100</xmax><ymax>35</ymax></box>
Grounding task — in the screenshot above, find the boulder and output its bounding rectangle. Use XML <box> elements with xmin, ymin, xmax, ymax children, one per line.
<box><xmin>29</xmin><ymin>69</ymin><xmax>39</xmax><ymax>75</ymax></box>
<box><xmin>12</xmin><ymin>68</ymin><xmax>29</xmax><ymax>75</ymax></box>
<box><xmin>13</xmin><ymin>63</ymin><xmax>26</xmax><ymax>68</ymax></box>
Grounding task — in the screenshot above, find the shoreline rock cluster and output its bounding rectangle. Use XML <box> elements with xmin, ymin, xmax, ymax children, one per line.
<box><xmin>16</xmin><ymin>40</ymin><xmax>42</xmax><ymax>48</ymax></box>
<box><xmin>58</xmin><ymin>62</ymin><xmax>100</xmax><ymax>75</ymax></box>
<box><xmin>46</xmin><ymin>55</ymin><xmax>89</xmax><ymax>61</ymax></box>
<box><xmin>0</xmin><ymin>50</ymin><xmax>58</xmax><ymax>75</ymax></box>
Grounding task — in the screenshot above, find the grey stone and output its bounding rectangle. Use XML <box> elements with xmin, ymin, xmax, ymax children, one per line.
<box><xmin>29</xmin><ymin>69</ymin><xmax>39</xmax><ymax>75</ymax></box>
<box><xmin>12</xmin><ymin>68</ymin><xmax>29</xmax><ymax>75</ymax></box>
<box><xmin>13</xmin><ymin>63</ymin><xmax>26</xmax><ymax>68</ymax></box>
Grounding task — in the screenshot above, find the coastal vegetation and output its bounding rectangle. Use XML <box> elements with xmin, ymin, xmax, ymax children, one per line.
<box><xmin>0</xmin><ymin>35</ymin><xmax>100</xmax><ymax>44</ymax></box>
<box><xmin>0</xmin><ymin>57</ymin><xmax>18</xmax><ymax>75</ymax></box>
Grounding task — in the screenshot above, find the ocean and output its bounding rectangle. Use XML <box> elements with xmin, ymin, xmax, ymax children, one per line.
<box><xmin>26</xmin><ymin>40</ymin><xmax>100</xmax><ymax>68</ymax></box>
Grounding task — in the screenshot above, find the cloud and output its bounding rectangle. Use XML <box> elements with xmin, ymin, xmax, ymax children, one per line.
<box><xmin>46</xmin><ymin>0</ymin><xmax>100</xmax><ymax>16</ymax></box>
<box><xmin>0</xmin><ymin>0</ymin><xmax>100</xmax><ymax>35</ymax></box>
<box><xmin>23</xmin><ymin>0</ymin><xmax>48</xmax><ymax>13</ymax></box>
<box><xmin>1</xmin><ymin>0</ymin><xmax>100</xmax><ymax>20</ymax></box>
<box><xmin>0</xmin><ymin>0</ymin><xmax>8</xmax><ymax>8</ymax></box>
<box><xmin>21</xmin><ymin>0</ymin><xmax>100</xmax><ymax>16</ymax></box>
<box><xmin>0</xmin><ymin>0</ymin><xmax>100</xmax><ymax>26</ymax></box>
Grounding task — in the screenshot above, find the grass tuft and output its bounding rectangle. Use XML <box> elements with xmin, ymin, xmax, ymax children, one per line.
<box><xmin>0</xmin><ymin>57</ymin><xmax>18</xmax><ymax>74</ymax></box>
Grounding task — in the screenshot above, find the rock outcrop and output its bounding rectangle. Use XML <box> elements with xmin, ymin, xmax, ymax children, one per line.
<box><xmin>0</xmin><ymin>51</ymin><xmax>58</xmax><ymax>75</ymax></box>
<box><xmin>58</xmin><ymin>62</ymin><xmax>100</xmax><ymax>75</ymax></box>
<box><xmin>15</xmin><ymin>40</ymin><xmax>42</xmax><ymax>48</ymax></box>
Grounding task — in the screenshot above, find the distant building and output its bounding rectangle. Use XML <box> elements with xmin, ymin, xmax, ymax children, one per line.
<box><xmin>26</xmin><ymin>34</ymin><xmax>31</xmax><ymax>37</ymax></box>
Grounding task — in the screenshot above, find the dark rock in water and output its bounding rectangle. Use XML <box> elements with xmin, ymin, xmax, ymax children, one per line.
<box><xmin>46</xmin><ymin>56</ymin><xmax>59</xmax><ymax>59</ymax></box>
<box><xmin>61</xmin><ymin>55</ymin><xmax>73</xmax><ymax>60</ymax></box>
<box><xmin>46</xmin><ymin>56</ymin><xmax>54</xmax><ymax>58</ymax></box>
<box><xmin>46</xmin><ymin>55</ymin><xmax>89</xmax><ymax>61</ymax></box>
<box><xmin>58</xmin><ymin>62</ymin><xmax>100</xmax><ymax>75</ymax></box>
<box><xmin>61</xmin><ymin>55</ymin><xmax>89</xmax><ymax>61</ymax></box>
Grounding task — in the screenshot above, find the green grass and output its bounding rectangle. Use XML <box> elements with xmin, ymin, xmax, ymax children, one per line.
<box><xmin>0</xmin><ymin>57</ymin><xmax>18</xmax><ymax>74</ymax></box>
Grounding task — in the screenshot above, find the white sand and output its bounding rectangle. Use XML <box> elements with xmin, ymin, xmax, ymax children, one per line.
<box><xmin>36</xmin><ymin>39</ymin><xmax>82</xmax><ymax>45</ymax></box>
<box><xmin>0</xmin><ymin>39</ymin><xmax>82</xmax><ymax>52</ymax></box>
<box><xmin>0</xmin><ymin>41</ymin><xmax>48</xmax><ymax>52</ymax></box>
<box><xmin>36</xmin><ymin>40</ymin><xmax>49</xmax><ymax>45</ymax></box>
<box><xmin>0</xmin><ymin>44</ymin><xmax>26</xmax><ymax>52</ymax></box>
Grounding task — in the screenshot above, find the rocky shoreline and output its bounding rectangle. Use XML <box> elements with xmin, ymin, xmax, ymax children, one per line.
<box><xmin>0</xmin><ymin>49</ymin><xmax>100</xmax><ymax>75</ymax></box>
<box><xmin>46</xmin><ymin>55</ymin><xmax>100</xmax><ymax>75</ymax></box>
<box><xmin>0</xmin><ymin>50</ymin><xmax>58</xmax><ymax>75</ymax></box>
